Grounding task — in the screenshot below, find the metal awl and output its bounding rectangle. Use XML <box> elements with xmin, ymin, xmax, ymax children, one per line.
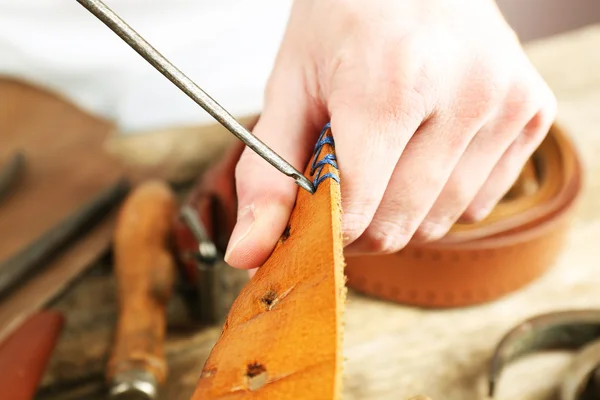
<box><xmin>75</xmin><ymin>0</ymin><xmax>315</xmax><ymax>194</ymax></box>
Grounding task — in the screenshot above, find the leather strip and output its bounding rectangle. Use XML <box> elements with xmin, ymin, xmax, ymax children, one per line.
<box><xmin>189</xmin><ymin>127</ymin><xmax>346</xmax><ymax>399</ymax></box>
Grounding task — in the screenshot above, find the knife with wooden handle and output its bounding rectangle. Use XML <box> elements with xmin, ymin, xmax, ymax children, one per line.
<box><xmin>107</xmin><ymin>180</ymin><xmax>177</xmax><ymax>400</ymax></box>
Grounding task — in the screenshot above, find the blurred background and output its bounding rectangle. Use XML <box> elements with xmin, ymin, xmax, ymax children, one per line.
<box><xmin>498</xmin><ymin>0</ymin><xmax>600</xmax><ymax>41</ymax></box>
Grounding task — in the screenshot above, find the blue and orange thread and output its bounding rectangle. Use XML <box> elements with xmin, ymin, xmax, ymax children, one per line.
<box><xmin>310</xmin><ymin>122</ymin><xmax>340</xmax><ymax>190</ymax></box>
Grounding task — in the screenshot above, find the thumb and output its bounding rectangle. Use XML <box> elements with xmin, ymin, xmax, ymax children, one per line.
<box><xmin>224</xmin><ymin>67</ymin><xmax>321</xmax><ymax>270</ymax></box>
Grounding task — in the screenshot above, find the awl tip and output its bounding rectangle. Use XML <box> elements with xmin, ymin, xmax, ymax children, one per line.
<box><xmin>295</xmin><ymin>175</ymin><xmax>315</xmax><ymax>194</ymax></box>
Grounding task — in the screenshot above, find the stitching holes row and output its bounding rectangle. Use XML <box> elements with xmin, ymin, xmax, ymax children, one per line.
<box><xmin>311</xmin><ymin>122</ymin><xmax>340</xmax><ymax>189</ymax></box>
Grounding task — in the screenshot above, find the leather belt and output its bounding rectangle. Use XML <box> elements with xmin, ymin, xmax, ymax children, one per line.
<box><xmin>174</xmin><ymin>122</ymin><xmax>582</xmax><ymax>310</ymax></box>
<box><xmin>346</xmin><ymin>125</ymin><xmax>582</xmax><ymax>307</ymax></box>
<box><xmin>183</xmin><ymin>125</ymin><xmax>346</xmax><ymax>400</ymax></box>
<box><xmin>345</xmin><ymin>123</ymin><xmax>582</xmax><ymax>307</ymax></box>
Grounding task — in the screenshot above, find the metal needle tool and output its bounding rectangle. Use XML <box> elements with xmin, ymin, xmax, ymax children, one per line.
<box><xmin>75</xmin><ymin>0</ymin><xmax>315</xmax><ymax>194</ymax></box>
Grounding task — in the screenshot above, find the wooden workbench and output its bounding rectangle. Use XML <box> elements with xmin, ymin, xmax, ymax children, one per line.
<box><xmin>37</xmin><ymin>24</ymin><xmax>600</xmax><ymax>400</ymax></box>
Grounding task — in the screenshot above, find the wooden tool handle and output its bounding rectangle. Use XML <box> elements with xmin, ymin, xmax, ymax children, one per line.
<box><xmin>107</xmin><ymin>180</ymin><xmax>177</xmax><ymax>397</ymax></box>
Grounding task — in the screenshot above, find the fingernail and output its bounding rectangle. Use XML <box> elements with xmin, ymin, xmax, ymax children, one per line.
<box><xmin>417</xmin><ymin>220</ymin><xmax>448</xmax><ymax>242</ymax></box>
<box><xmin>473</xmin><ymin>206</ymin><xmax>492</xmax><ymax>221</ymax></box>
<box><xmin>225</xmin><ymin>205</ymin><xmax>255</xmax><ymax>263</ymax></box>
<box><xmin>341</xmin><ymin>216</ymin><xmax>367</xmax><ymax>245</ymax></box>
<box><xmin>462</xmin><ymin>206</ymin><xmax>492</xmax><ymax>223</ymax></box>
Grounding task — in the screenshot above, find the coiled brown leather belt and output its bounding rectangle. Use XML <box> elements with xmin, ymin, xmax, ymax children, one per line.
<box><xmin>346</xmin><ymin>123</ymin><xmax>583</xmax><ymax>307</ymax></box>
<box><xmin>176</xmin><ymin>122</ymin><xmax>582</xmax><ymax>309</ymax></box>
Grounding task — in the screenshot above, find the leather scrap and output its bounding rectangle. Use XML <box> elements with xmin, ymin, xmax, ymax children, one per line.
<box><xmin>0</xmin><ymin>311</ymin><xmax>64</xmax><ymax>400</ymax></box>
<box><xmin>190</xmin><ymin>126</ymin><xmax>346</xmax><ymax>399</ymax></box>
<box><xmin>0</xmin><ymin>79</ymin><xmax>127</xmax><ymax>343</ymax></box>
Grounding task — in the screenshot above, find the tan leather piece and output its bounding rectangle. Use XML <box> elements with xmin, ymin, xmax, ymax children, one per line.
<box><xmin>0</xmin><ymin>79</ymin><xmax>127</xmax><ymax>344</ymax></box>
<box><xmin>108</xmin><ymin>181</ymin><xmax>178</xmax><ymax>385</ymax></box>
<box><xmin>345</xmin><ymin>123</ymin><xmax>583</xmax><ymax>307</ymax></box>
<box><xmin>190</xmin><ymin>128</ymin><xmax>346</xmax><ymax>399</ymax></box>
<box><xmin>0</xmin><ymin>311</ymin><xmax>64</xmax><ymax>400</ymax></box>
<box><xmin>0</xmin><ymin>79</ymin><xmax>125</xmax><ymax>263</ymax></box>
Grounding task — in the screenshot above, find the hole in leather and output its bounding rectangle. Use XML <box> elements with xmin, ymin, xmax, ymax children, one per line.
<box><xmin>246</xmin><ymin>362</ymin><xmax>267</xmax><ymax>391</ymax></box>
<box><xmin>261</xmin><ymin>290</ymin><xmax>278</xmax><ymax>311</ymax></box>
<box><xmin>280</xmin><ymin>225</ymin><xmax>291</xmax><ymax>243</ymax></box>
<box><xmin>247</xmin><ymin>362</ymin><xmax>266</xmax><ymax>377</ymax></box>
<box><xmin>260</xmin><ymin>286</ymin><xmax>295</xmax><ymax>311</ymax></box>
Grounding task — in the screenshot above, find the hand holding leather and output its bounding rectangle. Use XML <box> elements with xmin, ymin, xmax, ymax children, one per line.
<box><xmin>225</xmin><ymin>0</ymin><xmax>558</xmax><ymax>270</ymax></box>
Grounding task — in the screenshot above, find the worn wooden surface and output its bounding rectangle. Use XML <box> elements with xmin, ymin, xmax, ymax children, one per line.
<box><xmin>37</xmin><ymin>24</ymin><xmax>600</xmax><ymax>400</ymax></box>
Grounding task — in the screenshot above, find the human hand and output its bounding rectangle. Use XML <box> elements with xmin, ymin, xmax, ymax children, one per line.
<box><xmin>224</xmin><ymin>0</ymin><xmax>557</xmax><ymax>269</ymax></box>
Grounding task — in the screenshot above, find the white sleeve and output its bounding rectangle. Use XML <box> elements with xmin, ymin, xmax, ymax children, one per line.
<box><xmin>0</xmin><ymin>0</ymin><xmax>293</xmax><ymax>134</ymax></box>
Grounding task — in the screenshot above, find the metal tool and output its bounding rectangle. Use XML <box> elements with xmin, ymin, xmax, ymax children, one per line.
<box><xmin>180</xmin><ymin>205</ymin><xmax>218</xmax><ymax>264</ymax></box>
<box><xmin>488</xmin><ymin>309</ymin><xmax>600</xmax><ymax>400</ymax></box>
<box><xmin>0</xmin><ymin>151</ymin><xmax>26</xmax><ymax>205</ymax></box>
<box><xmin>561</xmin><ymin>339</ymin><xmax>600</xmax><ymax>400</ymax></box>
<box><xmin>0</xmin><ymin>178</ymin><xmax>130</xmax><ymax>299</ymax></box>
<box><xmin>75</xmin><ymin>0</ymin><xmax>315</xmax><ymax>195</ymax></box>
<box><xmin>177</xmin><ymin>205</ymin><xmax>248</xmax><ymax>325</ymax></box>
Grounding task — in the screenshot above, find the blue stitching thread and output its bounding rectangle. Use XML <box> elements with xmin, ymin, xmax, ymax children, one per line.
<box><xmin>310</xmin><ymin>122</ymin><xmax>340</xmax><ymax>189</ymax></box>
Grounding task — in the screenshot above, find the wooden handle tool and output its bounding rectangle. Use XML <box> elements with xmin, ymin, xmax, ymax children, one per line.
<box><xmin>107</xmin><ymin>180</ymin><xmax>177</xmax><ymax>400</ymax></box>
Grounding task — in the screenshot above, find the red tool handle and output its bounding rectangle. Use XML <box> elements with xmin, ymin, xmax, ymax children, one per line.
<box><xmin>0</xmin><ymin>311</ymin><xmax>64</xmax><ymax>400</ymax></box>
